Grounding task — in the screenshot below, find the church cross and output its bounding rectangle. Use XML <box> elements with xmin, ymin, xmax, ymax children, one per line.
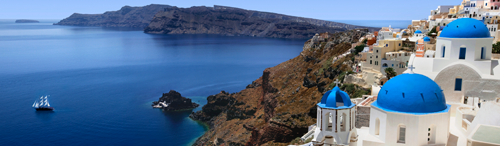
<box><xmin>408</xmin><ymin>65</ymin><xmax>416</xmax><ymax>73</ymax></box>
<box><xmin>334</xmin><ymin>79</ymin><xmax>340</xmax><ymax>87</ymax></box>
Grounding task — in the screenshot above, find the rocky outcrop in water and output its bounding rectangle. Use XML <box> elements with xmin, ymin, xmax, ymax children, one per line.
<box><xmin>15</xmin><ymin>19</ymin><xmax>39</xmax><ymax>23</ymax></box>
<box><xmin>189</xmin><ymin>29</ymin><xmax>370</xmax><ymax>145</ymax></box>
<box><xmin>152</xmin><ymin>90</ymin><xmax>199</xmax><ymax>111</ymax></box>
<box><xmin>144</xmin><ymin>5</ymin><xmax>377</xmax><ymax>39</ymax></box>
<box><xmin>54</xmin><ymin>4</ymin><xmax>172</xmax><ymax>28</ymax></box>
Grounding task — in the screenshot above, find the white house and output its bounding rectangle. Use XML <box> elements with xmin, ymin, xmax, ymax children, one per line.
<box><xmin>360</xmin><ymin>73</ymin><xmax>451</xmax><ymax>146</ymax></box>
<box><xmin>407</xmin><ymin>18</ymin><xmax>500</xmax><ymax>115</ymax></box>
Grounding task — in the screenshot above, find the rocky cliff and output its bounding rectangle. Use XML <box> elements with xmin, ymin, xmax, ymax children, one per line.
<box><xmin>152</xmin><ymin>90</ymin><xmax>199</xmax><ymax>111</ymax></box>
<box><xmin>54</xmin><ymin>4</ymin><xmax>172</xmax><ymax>28</ymax></box>
<box><xmin>189</xmin><ymin>29</ymin><xmax>370</xmax><ymax>146</ymax></box>
<box><xmin>144</xmin><ymin>5</ymin><xmax>377</xmax><ymax>39</ymax></box>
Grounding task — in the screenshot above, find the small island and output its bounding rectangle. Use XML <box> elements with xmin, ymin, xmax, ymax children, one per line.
<box><xmin>152</xmin><ymin>90</ymin><xmax>199</xmax><ymax>111</ymax></box>
<box><xmin>15</xmin><ymin>19</ymin><xmax>39</xmax><ymax>23</ymax></box>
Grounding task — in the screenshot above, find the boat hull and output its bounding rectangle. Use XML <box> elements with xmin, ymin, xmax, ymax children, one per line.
<box><xmin>35</xmin><ymin>107</ymin><xmax>54</xmax><ymax>111</ymax></box>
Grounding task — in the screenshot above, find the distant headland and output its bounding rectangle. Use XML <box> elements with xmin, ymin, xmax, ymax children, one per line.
<box><xmin>54</xmin><ymin>4</ymin><xmax>378</xmax><ymax>39</ymax></box>
<box><xmin>15</xmin><ymin>19</ymin><xmax>39</xmax><ymax>23</ymax></box>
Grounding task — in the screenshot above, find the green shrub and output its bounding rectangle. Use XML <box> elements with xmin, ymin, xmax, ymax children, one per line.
<box><xmin>493</xmin><ymin>42</ymin><xmax>500</xmax><ymax>53</ymax></box>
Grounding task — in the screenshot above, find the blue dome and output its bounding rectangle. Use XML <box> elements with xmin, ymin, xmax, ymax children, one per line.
<box><xmin>440</xmin><ymin>18</ymin><xmax>490</xmax><ymax>38</ymax></box>
<box><xmin>318</xmin><ymin>86</ymin><xmax>354</xmax><ymax>109</ymax></box>
<box><xmin>374</xmin><ymin>74</ymin><xmax>448</xmax><ymax>113</ymax></box>
<box><xmin>423</xmin><ymin>37</ymin><xmax>431</xmax><ymax>42</ymax></box>
<box><xmin>415</xmin><ymin>30</ymin><xmax>422</xmax><ymax>34</ymax></box>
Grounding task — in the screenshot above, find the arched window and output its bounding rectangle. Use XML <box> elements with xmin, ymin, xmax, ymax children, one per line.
<box><xmin>459</xmin><ymin>47</ymin><xmax>466</xmax><ymax>59</ymax></box>
<box><xmin>324</xmin><ymin>112</ymin><xmax>333</xmax><ymax>131</ymax></box>
<box><xmin>398</xmin><ymin>125</ymin><xmax>406</xmax><ymax>144</ymax></box>
<box><xmin>340</xmin><ymin>113</ymin><xmax>347</xmax><ymax>132</ymax></box>
<box><xmin>442</xmin><ymin>46</ymin><xmax>446</xmax><ymax>58</ymax></box>
<box><xmin>481</xmin><ymin>47</ymin><xmax>485</xmax><ymax>59</ymax></box>
<box><xmin>375</xmin><ymin>118</ymin><xmax>380</xmax><ymax>135</ymax></box>
<box><xmin>382</xmin><ymin>63</ymin><xmax>388</xmax><ymax>67</ymax></box>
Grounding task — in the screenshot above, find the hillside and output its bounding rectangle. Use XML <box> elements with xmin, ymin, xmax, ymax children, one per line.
<box><xmin>144</xmin><ymin>5</ymin><xmax>377</xmax><ymax>39</ymax></box>
<box><xmin>189</xmin><ymin>29</ymin><xmax>370</xmax><ymax>146</ymax></box>
<box><xmin>54</xmin><ymin>4</ymin><xmax>172</xmax><ymax>28</ymax></box>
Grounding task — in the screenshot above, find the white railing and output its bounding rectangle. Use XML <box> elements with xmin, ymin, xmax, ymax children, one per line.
<box><xmin>301</xmin><ymin>125</ymin><xmax>316</xmax><ymax>141</ymax></box>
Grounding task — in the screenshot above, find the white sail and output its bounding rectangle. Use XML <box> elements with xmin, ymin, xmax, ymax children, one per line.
<box><xmin>34</xmin><ymin>102</ymin><xmax>39</xmax><ymax>108</ymax></box>
<box><xmin>32</xmin><ymin>101</ymin><xmax>36</xmax><ymax>107</ymax></box>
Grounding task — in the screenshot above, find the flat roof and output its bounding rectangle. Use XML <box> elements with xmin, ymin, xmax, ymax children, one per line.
<box><xmin>471</xmin><ymin>125</ymin><xmax>500</xmax><ymax>144</ymax></box>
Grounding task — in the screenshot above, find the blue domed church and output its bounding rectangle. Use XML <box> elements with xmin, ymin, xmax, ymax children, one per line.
<box><xmin>312</xmin><ymin>74</ymin><xmax>451</xmax><ymax>146</ymax></box>
<box><xmin>368</xmin><ymin>73</ymin><xmax>451</xmax><ymax>146</ymax></box>
<box><xmin>313</xmin><ymin>86</ymin><xmax>358</xmax><ymax>146</ymax></box>
<box><xmin>409</xmin><ymin>18</ymin><xmax>500</xmax><ymax>109</ymax></box>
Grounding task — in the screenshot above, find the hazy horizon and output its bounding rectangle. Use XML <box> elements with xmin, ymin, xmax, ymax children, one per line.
<box><xmin>1</xmin><ymin>0</ymin><xmax>458</xmax><ymax>20</ymax></box>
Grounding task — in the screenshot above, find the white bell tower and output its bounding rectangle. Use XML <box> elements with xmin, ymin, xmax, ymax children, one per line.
<box><xmin>313</xmin><ymin>82</ymin><xmax>358</xmax><ymax>146</ymax></box>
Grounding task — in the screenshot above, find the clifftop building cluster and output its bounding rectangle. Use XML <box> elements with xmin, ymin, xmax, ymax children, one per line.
<box><xmin>299</xmin><ymin>0</ymin><xmax>500</xmax><ymax>145</ymax></box>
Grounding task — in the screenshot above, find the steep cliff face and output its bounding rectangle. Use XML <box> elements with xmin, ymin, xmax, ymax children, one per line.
<box><xmin>189</xmin><ymin>29</ymin><xmax>369</xmax><ymax>146</ymax></box>
<box><xmin>144</xmin><ymin>5</ymin><xmax>377</xmax><ymax>39</ymax></box>
<box><xmin>54</xmin><ymin>4</ymin><xmax>172</xmax><ymax>28</ymax></box>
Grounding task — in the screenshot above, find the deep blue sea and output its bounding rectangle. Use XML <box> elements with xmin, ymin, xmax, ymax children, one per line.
<box><xmin>0</xmin><ymin>19</ymin><xmax>307</xmax><ymax>146</ymax></box>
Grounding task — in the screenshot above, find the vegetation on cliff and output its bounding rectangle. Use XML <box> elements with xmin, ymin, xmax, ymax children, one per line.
<box><xmin>144</xmin><ymin>5</ymin><xmax>377</xmax><ymax>39</ymax></box>
<box><xmin>189</xmin><ymin>29</ymin><xmax>370</xmax><ymax>146</ymax></box>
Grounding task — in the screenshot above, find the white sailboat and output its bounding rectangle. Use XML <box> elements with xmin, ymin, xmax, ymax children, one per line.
<box><xmin>33</xmin><ymin>95</ymin><xmax>53</xmax><ymax>111</ymax></box>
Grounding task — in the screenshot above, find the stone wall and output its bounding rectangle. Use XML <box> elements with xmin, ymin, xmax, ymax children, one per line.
<box><xmin>355</xmin><ymin>106</ymin><xmax>371</xmax><ymax>128</ymax></box>
<box><xmin>492</xmin><ymin>53</ymin><xmax>500</xmax><ymax>59</ymax></box>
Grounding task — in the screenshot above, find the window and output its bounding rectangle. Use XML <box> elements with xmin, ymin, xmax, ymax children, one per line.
<box><xmin>386</xmin><ymin>44</ymin><xmax>389</xmax><ymax>47</ymax></box>
<box><xmin>481</xmin><ymin>47</ymin><xmax>485</xmax><ymax>59</ymax></box>
<box><xmin>392</xmin><ymin>64</ymin><xmax>394</xmax><ymax>67</ymax></box>
<box><xmin>370</xmin><ymin>60</ymin><xmax>372</xmax><ymax>64</ymax></box>
<box><xmin>399</xmin><ymin>43</ymin><xmax>401</xmax><ymax>46</ymax></box>
<box><xmin>376</xmin><ymin>55</ymin><xmax>378</xmax><ymax>58</ymax></box>
<box><xmin>341</xmin><ymin>113</ymin><xmax>347</xmax><ymax>132</ymax></box>
<box><xmin>376</xmin><ymin>50</ymin><xmax>379</xmax><ymax>53</ymax></box>
<box><xmin>442</xmin><ymin>46</ymin><xmax>446</xmax><ymax>58</ymax></box>
<box><xmin>398</xmin><ymin>125</ymin><xmax>406</xmax><ymax>144</ymax></box>
<box><xmin>459</xmin><ymin>47</ymin><xmax>466</xmax><ymax>59</ymax></box>
<box><xmin>455</xmin><ymin>78</ymin><xmax>462</xmax><ymax>91</ymax></box>
<box><xmin>382</xmin><ymin>63</ymin><xmax>388</xmax><ymax>67</ymax></box>
<box><xmin>486</xmin><ymin>3</ymin><xmax>488</xmax><ymax>6</ymax></box>
<box><xmin>375</xmin><ymin>118</ymin><xmax>380</xmax><ymax>135</ymax></box>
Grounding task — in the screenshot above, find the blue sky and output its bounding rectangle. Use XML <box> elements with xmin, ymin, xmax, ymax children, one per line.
<box><xmin>1</xmin><ymin>0</ymin><xmax>459</xmax><ymax>20</ymax></box>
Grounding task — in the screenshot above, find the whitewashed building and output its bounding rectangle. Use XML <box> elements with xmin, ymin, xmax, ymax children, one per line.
<box><xmin>313</xmin><ymin>85</ymin><xmax>358</xmax><ymax>146</ymax></box>
<box><xmin>407</xmin><ymin>18</ymin><xmax>500</xmax><ymax>111</ymax></box>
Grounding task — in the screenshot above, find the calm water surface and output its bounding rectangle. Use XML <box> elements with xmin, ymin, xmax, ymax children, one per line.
<box><xmin>0</xmin><ymin>20</ymin><xmax>306</xmax><ymax>146</ymax></box>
